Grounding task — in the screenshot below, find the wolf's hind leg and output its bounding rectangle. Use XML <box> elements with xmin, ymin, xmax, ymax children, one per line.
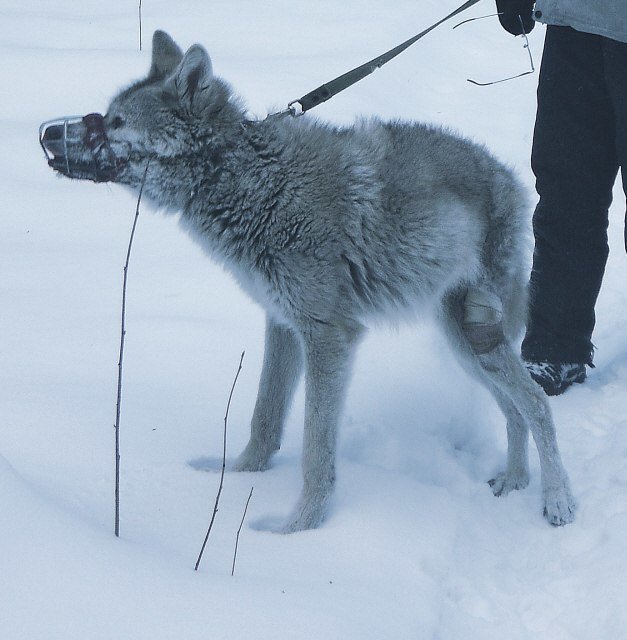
<box><xmin>461</xmin><ymin>288</ymin><xmax>530</xmax><ymax>493</ymax></box>
<box><xmin>487</xmin><ymin>386</ymin><xmax>530</xmax><ymax>496</ymax></box>
<box><xmin>234</xmin><ymin>317</ymin><xmax>303</xmax><ymax>472</ymax></box>
<box><xmin>462</xmin><ymin>287</ymin><xmax>505</xmax><ymax>355</ymax></box>
<box><xmin>441</xmin><ymin>290</ymin><xmax>574</xmax><ymax>525</ymax></box>
<box><xmin>476</xmin><ymin>342</ymin><xmax>576</xmax><ymax>525</ymax></box>
<box><xmin>441</xmin><ymin>291</ymin><xmax>529</xmax><ymax>494</ymax></box>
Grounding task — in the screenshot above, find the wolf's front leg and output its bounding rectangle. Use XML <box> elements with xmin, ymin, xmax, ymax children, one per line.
<box><xmin>281</xmin><ymin>321</ymin><xmax>362</xmax><ymax>533</ymax></box>
<box><xmin>234</xmin><ymin>317</ymin><xmax>303</xmax><ymax>472</ymax></box>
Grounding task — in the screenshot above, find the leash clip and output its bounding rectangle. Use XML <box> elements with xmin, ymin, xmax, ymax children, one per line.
<box><xmin>286</xmin><ymin>100</ymin><xmax>305</xmax><ymax>117</ymax></box>
<box><xmin>266</xmin><ymin>100</ymin><xmax>305</xmax><ymax>120</ymax></box>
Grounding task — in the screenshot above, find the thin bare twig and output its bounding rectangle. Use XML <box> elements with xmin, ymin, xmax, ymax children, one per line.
<box><xmin>231</xmin><ymin>487</ymin><xmax>254</xmax><ymax>577</ymax></box>
<box><xmin>195</xmin><ymin>351</ymin><xmax>245</xmax><ymax>571</ymax></box>
<box><xmin>139</xmin><ymin>1</ymin><xmax>143</xmax><ymax>51</ymax></box>
<box><xmin>115</xmin><ymin>162</ymin><xmax>150</xmax><ymax>538</ymax></box>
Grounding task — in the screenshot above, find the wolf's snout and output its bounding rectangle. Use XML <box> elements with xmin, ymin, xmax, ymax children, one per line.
<box><xmin>39</xmin><ymin>113</ymin><xmax>128</xmax><ymax>183</ymax></box>
<box><xmin>39</xmin><ymin>115</ymin><xmax>83</xmax><ymax>163</ymax></box>
<box><xmin>40</xmin><ymin>123</ymin><xmax>65</xmax><ymax>158</ymax></box>
<box><xmin>41</xmin><ymin>123</ymin><xmax>63</xmax><ymax>142</ymax></box>
<box><xmin>39</xmin><ymin>113</ymin><xmax>107</xmax><ymax>158</ymax></box>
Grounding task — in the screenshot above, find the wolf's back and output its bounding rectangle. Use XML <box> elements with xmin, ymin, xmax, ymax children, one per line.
<box><xmin>376</xmin><ymin>120</ymin><xmax>532</xmax><ymax>336</ymax></box>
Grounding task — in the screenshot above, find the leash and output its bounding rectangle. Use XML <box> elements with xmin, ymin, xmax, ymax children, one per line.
<box><xmin>276</xmin><ymin>0</ymin><xmax>482</xmax><ymax>117</ymax></box>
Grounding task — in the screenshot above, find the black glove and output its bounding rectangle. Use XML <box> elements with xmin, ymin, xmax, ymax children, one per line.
<box><xmin>495</xmin><ymin>0</ymin><xmax>535</xmax><ymax>35</ymax></box>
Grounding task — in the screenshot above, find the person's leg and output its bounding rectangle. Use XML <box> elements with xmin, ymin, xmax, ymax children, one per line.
<box><xmin>523</xmin><ymin>27</ymin><xmax>619</xmax><ymax>376</ymax></box>
<box><xmin>601</xmin><ymin>37</ymin><xmax>627</xmax><ymax>252</ymax></box>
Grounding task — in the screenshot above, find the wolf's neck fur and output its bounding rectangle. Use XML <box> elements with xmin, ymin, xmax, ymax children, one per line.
<box><xmin>152</xmin><ymin>116</ymin><xmax>289</xmax><ymax>268</ymax></box>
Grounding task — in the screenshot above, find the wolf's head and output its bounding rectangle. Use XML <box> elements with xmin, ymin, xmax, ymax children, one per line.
<box><xmin>40</xmin><ymin>31</ymin><xmax>242</xmax><ymax>193</ymax></box>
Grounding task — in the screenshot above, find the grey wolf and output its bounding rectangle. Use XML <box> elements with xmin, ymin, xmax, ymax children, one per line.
<box><xmin>40</xmin><ymin>30</ymin><xmax>576</xmax><ymax>531</ymax></box>
<box><xmin>499</xmin><ymin>1</ymin><xmax>627</xmax><ymax>395</ymax></box>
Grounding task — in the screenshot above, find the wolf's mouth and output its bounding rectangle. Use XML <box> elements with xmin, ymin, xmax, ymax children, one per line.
<box><xmin>39</xmin><ymin>114</ymin><xmax>129</xmax><ymax>183</ymax></box>
<box><xmin>47</xmin><ymin>154</ymin><xmax>116</xmax><ymax>182</ymax></box>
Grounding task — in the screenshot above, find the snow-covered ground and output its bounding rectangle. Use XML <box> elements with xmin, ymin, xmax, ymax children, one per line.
<box><xmin>1</xmin><ymin>1</ymin><xmax>626</xmax><ymax>638</ymax></box>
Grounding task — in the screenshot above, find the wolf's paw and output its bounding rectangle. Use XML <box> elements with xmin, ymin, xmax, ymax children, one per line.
<box><xmin>279</xmin><ymin>511</ymin><xmax>324</xmax><ymax>534</ymax></box>
<box><xmin>249</xmin><ymin>515</ymin><xmax>286</xmax><ymax>533</ymax></box>
<box><xmin>232</xmin><ymin>443</ymin><xmax>275</xmax><ymax>472</ymax></box>
<box><xmin>488</xmin><ymin>470</ymin><xmax>530</xmax><ymax>497</ymax></box>
<box><xmin>275</xmin><ymin>496</ymin><xmax>328</xmax><ymax>534</ymax></box>
<box><xmin>543</xmin><ymin>485</ymin><xmax>577</xmax><ymax>526</ymax></box>
<box><xmin>250</xmin><ymin>508</ymin><xmax>324</xmax><ymax>534</ymax></box>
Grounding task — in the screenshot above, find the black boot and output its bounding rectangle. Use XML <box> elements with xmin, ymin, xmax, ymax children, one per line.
<box><xmin>525</xmin><ymin>361</ymin><xmax>587</xmax><ymax>396</ymax></box>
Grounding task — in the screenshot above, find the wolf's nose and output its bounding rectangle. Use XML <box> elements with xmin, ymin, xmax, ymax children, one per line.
<box><xmin>41</xmin><ymin>124</ymin><xmax>65</xmax><ymax>157</ymax></box>
<box><xmin>42</xmin><ymin>124</ymin><xmax>63</xmax><ymax>142</ymax></box>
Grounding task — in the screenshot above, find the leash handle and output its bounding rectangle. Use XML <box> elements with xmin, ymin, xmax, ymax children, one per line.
<box><xmin>291</xmin><ymin>0</ymin><xmax>482</xmax><ymax>114</ymax></box>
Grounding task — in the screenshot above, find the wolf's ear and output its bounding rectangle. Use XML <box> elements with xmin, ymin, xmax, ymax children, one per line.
<box><xmin>168</xmin><ymin>45</ymin><xmax>224</xmax><ymax>116</ymax></box>
<box><xmin>149</xmin><ymin>30</ymin><xmax>184</xmax><ymax>79</ymax></box>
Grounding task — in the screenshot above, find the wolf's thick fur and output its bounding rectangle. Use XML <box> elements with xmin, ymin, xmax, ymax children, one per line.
<box><xmin>43</xmin><ymin>31</ymin><xmax>576</xmax><ymax>531</ymax></box>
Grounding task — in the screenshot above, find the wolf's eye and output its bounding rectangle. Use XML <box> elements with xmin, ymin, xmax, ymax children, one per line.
<box><xmin>110</xmin><ymin>116</ymin><xmax>125</xmax><ymax>129</ymax></box>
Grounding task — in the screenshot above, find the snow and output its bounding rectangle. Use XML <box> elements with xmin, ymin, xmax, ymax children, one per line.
<box><xmin>1</xmin><ymin>1</ymin><xmax>626</xmax><ymax>638</ymax></box>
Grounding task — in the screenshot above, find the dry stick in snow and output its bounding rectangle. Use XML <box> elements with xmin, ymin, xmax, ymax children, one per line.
<box><xmin>114</xmin><ymin>162</ymin><xmax>150</xmax><ymax>538</ymax></box>
<box><xmin>138</xmin><ymin>0</ymin><xmax>143</xmax><ymax>51</ymax></box>
<box><xmin>195</xmin><ymin>351</ymin><xmax>245</xmax><ymax>571</ymax></box>
<box><xmin>231</xmin><ymin>486</ymin><xmax>254</xmax><ymax>577</ymax></box>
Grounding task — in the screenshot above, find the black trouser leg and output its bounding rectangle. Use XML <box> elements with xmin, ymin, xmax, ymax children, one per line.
<box><xmin>522</xmin><ymin>26</ymin><xmax>620</xmax><ymax>365</ymax></box>
<box><xmin>602</xmin><ymin>37</ymin><xmax>627</xmax><ymax>251</ymax></box>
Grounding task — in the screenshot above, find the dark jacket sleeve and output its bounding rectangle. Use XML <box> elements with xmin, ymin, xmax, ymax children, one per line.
<box><xmin>496</xmin><ymin>0</ymin><xmax>535</xmax><ymax>35</ymax></box>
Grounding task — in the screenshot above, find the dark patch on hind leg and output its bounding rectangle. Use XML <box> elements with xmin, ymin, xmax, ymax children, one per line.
<box><xmin>462</xmin><ymin>287</ymin><xmax>505</xmax><ymax>355</ymax></box>
<box><xmin>463</xmin><ymin>323</ymin><xmax>506</xmax><ymax>355</ymax></box>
